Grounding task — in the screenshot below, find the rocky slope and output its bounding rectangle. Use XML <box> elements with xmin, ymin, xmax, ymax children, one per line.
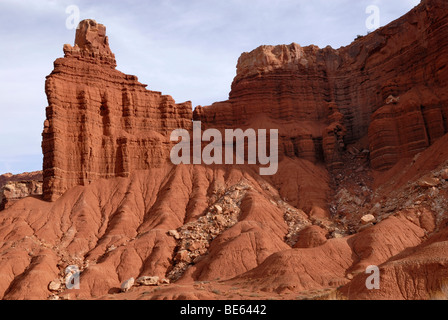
<box><xmin>0</xmin><ymin>0</ymin><xmax>448</xmax><ymax>300</ymax></box>
<box><xmin>42</xmin><ymin>19</ymin><xmax>192</xmax><ymax>201</ymax></box>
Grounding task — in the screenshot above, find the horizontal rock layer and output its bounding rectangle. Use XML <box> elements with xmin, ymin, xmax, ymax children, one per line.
<box><xmin>0</xmin><ymin>172</ymin><xmax>43</xmax><ymax>211</ymax></box>
<box><xmin>0</xmin><ymin>181</ymin><xmax>43</xmax><ymax>211</ymax></box>
<box><xmin>42</xmin><ymin>20</ymin><xmax>192</xmax><ymax>201</ymax></box>
<box><xmin>194</xmin><ymin>0</ymin><xmax>448</xmax><ymax>171</ymax></box>
<box><xmin>4</xmin><ymin>0</ymin><xmax>442</xmax><ymax>301</ymax></box>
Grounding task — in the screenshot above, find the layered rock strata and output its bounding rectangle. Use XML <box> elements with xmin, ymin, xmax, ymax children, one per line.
<box><xmin>194</xmin><ymin>0</ymin><xmax>448</xmax><ymax>171</ymax></box>
<box><xmin>0</xmin><ymin>0</ymin><xmax>446</xmax><ymax>301</ymax></box>
<box><xmin>0</xmin><ymin>181</ymin><xmax>43</xmax><ymax>211</ymax></box>
<box><xmin>0</xmin><ymin>172</ymin><xmax>43</xmax><ymax>211</ymax></box>
<box><xmin>42</xmin><ymin>20</ymin><xmax>193</xmax><ymax>201</ymax></box>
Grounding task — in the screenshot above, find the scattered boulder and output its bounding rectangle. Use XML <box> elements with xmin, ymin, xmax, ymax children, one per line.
<box><xmin>1</xmin><ymin>180</ymin><xmax>43</xmax><ymax>210</ymax></box>
<box><xmin>168</xmin><ymin>229</ymin><xmax>180</xmax><ymax>240</ymax></box>
<box><xmin>167</xmin><ymin>182</ymin><xmax>250</xmax><ymax>281</ymax></box>
<box><xmin>214</xmin><ymin>205</ymin><xmax>223</xmax><ymax>215</ymax></box>
<box><xmin>309</xmin><ymin>206</ymin><xmax>329</xmax><ymax>219</ymax></box>
<box><xmin>439</xmin><ymin>169</ymin><xmax>448</xmax><ymax>180</ymax></box>
<box><xmin>188</xmin><ymin>241</ymin><xmax>207</xmax><ymax>251</ymax></box>
<box><xmin>337</xmin><ymin>188</ymin><xmax>363</xmax><ymax>207</ymax></box>
<box><xmin>294</xmin><ymin>225</ymin><xmax>328</xmax><ymax>248</ymax></box>
<box><xmin>121</xmin><ymin>278</ymin><xmax>135</xmax><ymax>292</ymax></box>
<box><xmin>175</xmin><ymin>250</ymin><xmax>191</xmax><ymax>263</ymax></box>
<box><xmin>429</xmin><ymin>187</ymin><xmax>440</xmax><ymax>198</ymax></box>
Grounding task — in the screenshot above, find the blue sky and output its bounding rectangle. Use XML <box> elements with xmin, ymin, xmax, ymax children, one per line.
<box><xmin>0</xmin><ymin>0</ymin><xmax>420</xmax><ymax>174</ymax></box>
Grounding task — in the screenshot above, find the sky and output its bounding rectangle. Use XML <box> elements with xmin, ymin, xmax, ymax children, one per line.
<box><xmin>0</xmin><ymin>0</ymin><xmax>420</xmax><ymax>174</ymax></box>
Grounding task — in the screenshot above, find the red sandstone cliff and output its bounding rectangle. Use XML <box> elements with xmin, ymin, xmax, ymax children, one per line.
<box><xmin>0</xmin><ymin>0</ymin><xmax>447</xmax><ymax>301</ymax></box>
<box><xmin>0</xmin><ymin>171</ymin><xmax>42</xmax><ymax>189</ymax></box>
<box><xmin>0</xmin><ymin>171</ymin><xmax>43</xmax><ymax>210</ymax></box>
<box><xmin>195</xmin><ymin>0</ymin><xmax>448</xmax><ymax>172</ymax></box>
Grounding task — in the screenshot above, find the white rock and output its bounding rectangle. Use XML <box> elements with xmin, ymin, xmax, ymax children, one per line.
<box><xmin>48</xmin><ymin>280</ymin><xmax>61</xmax><ymax>292</ymax></box>
<box><xmin>136</xmin><ymin>276</ymin><xmax>159</xmax><ymax>286</ymax></box>
<box><xmin>418</xmin><ymin>176</ymin><xmax>440</xmax><ymax>188</ymax></box>
<box><xmin>372</xmin><ymin>203</ymin><xmax>381</xmax><ymax>211</ymax></box>
<box><xmin>121</xmin><ymin>277</ymin><xmax>135</xmax><ymax>292</ymax></box>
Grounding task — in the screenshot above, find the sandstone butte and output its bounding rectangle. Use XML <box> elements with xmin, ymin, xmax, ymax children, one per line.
<box><xmin>0</xmin><ymin>0</ymin><xmax>447</xmax><ymax>301</ymax></box>
<box><xmin>0</xmin><ymin>171</ymin><xmax>42</xmax><ymax>211</ymax></box>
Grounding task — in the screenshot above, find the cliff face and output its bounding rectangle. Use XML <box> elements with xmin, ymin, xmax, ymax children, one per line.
<box><xmin>0</xmin><ymin>171</ymin><xmax>42</xmax><ymax>189</ymax></box>
<box><xmin>43</xmin><ymin>0</ymin><xmax>448</xmax><ymax>201</ymax></box>
<box><xmin>42</xmin><ymin>20</ymin><xmax>193</xmax><ymax>201</ymax></box>
<box><xmin>0</xmin><ymin>0</ymin><xmax>441</xmax><ymax>301</ymax></box>
<box><xmin>194</xmin><ymin>0</ymin><xmax>448</xmax><ymax>171</ymax></box>
<box><xmin>195</xmin><ymin>44</ymin><xmax>348</xmax><ymax>169</ymax></box>
<box><xmin>0</xmin><ymin>181</ymin><xmax>43</xmax><ymax>211</ymax></box>
<box><xmin>0</xmin><ymin>172</ymin><xmax>43</xmax><ymax>210</ymax></box>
